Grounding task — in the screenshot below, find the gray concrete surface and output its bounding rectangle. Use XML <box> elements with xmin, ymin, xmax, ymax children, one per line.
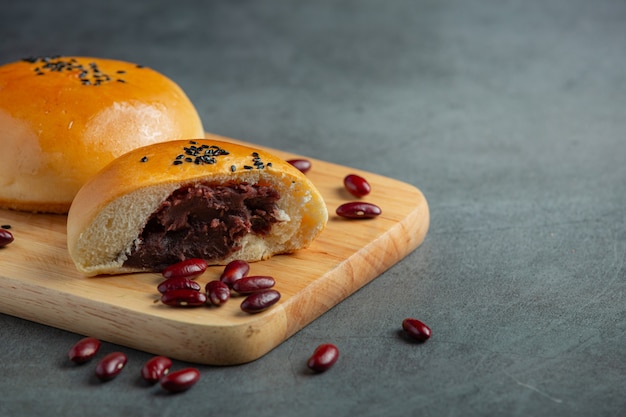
<box><xmin>1</xmin><ymin>1</ymin><xmax>624</xmax><ymax>416</ymax></box>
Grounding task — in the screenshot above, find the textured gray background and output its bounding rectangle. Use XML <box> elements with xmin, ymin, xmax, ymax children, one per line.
<box><xmin>1</xmin><ymin>1</ymin><xmax>625</xmax><ymax>416</ymax></box>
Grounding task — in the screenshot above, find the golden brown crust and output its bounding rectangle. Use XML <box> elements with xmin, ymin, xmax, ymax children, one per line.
<box><xmin>67</xmin><ymin>139</ymin><xmax>328</xmax><ymax>275</ymax></box>
<box><xmin>0</xmin><ymin>56</ymin><xmax>204</xmax><ymax>213</ymax></box>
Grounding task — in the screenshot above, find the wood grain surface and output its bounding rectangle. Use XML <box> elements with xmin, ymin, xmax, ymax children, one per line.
<box><xmin>0</xmin><ymin>133</ymin><xmax>429</xmax><ymax>365</ymax></box>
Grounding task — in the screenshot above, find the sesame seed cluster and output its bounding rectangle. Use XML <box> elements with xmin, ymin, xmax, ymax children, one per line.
<box><xmin>139</xmin><ymin>141</ymin><xmax>274</xmax><ymax>172</ymax></box>
<box><xmin>22</xmin><ymin>55</ymin><xmax>142</xmax><ymax>86</ymax></box>
<box><xmin>172</xmin><ymin>141</ymin><xmax>230</xmax><ymax>166</ymax></box>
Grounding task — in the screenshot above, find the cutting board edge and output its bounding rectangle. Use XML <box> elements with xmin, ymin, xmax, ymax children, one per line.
<box><xmin>281</xmin><ymin>184</ymin><xmax>430</xmax><ymax>338</ymax></box>
<box><xmin>0</xmin><ymin>275</ymin><xmax>291</xmax><ymax>365</ymax></box>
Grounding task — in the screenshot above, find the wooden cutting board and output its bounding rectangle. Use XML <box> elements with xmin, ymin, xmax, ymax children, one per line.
<box><xmin>0</xmin><ymin>133</ymin><xmax>429</xmax><ymax>365</ymax></box>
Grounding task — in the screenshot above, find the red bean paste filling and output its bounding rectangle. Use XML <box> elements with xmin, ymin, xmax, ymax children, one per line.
<box><xmin>123</xmin><ymin>183</ymin><xmax>282</xmax><ymax>271</ymax></box>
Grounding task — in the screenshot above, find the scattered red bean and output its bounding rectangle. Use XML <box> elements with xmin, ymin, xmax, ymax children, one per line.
<box><xmin>68</xmin><ymin>337</ymin><xmax>101</xmax><ymax>364</ymax></box>
<box><xmin>240</xmin><ymin>289</ymin><xmax>281</xmax><ymax>314</ymax></box>
<box><xmin>205</xmin><ymin>280</ymin><xmax>231</xmax><ymax>306</ymax></box>
<box><xmin>141</xmin><ymin>356</ymin><xmax>173</xmax><ymax>384</ymax></box>
<box><xmin>160</xmin><ymin>367</ymin><xmax>201</xmax><ymax>393</ymax></box>
<box><xmin>220</xmin><ymin>260</ymin><xmax>250</xmax><ymax>288</ymax></box>
<box><xmin>162</xmin><ymin>258</ymin><xmax>208</xmax><ymax>280</ymax></box>
<box><xmin>336</xmin><ymin>202</ymin><xmax>381</xmax><ymax>219</ymax></box>
<box><xmin>0</xmin><ymin>229</ymin><xmax>14</xmax><ymax>247</ymax></box>
<box><xmin>343</xmin><ymin>174</ymin><xmax>371</xmax><ymax>197</ymax></box>
<box><xmin>287</xmin><ymin>158</ymin><xmax>312</xmax><ymax>174</ymax></box>
<box><xmin>232</xmin><ymin>276</ymin><xmax>275</xmax><ymax>294</ymax></box>
<box><xmin>157</xmin><ymin>277</ymin><xmax>201</xmax><ymax>294</ymax></box>
<box><xmin>161</xmin><ymin>289</ymin><xmax>207</xmax><ymax>307</ymax></box>
<box><xmin>95</xmin><ymin>352</ymin><xmax>128</xmax><ymax>381</ymax></box>
<box><xmin>402</xmin><ymin>318</ymin><xmax>432</xmax><ymax>342</ymax></box>
<box><xmin>307</xmin><ymin>343</ymin><xmax>339</xmax><ymax>373</ymax></box>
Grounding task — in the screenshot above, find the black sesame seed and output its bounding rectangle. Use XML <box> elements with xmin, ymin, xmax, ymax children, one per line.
<box><xmin>140</xmin><ymin>156</ymin><xmax>148</xmax><ymax>162</ymax></box>
<box><xmin>231</xmin><ymin>165</ymin><xmax>236</xmax><ymax>172</ymax></box>
<box><xmin>173</xmin><ymin>160</ymin><xmax>183</xmax><ymax>165</ymax></box>
<box><xmin>267</xmin><ymin>162</ymin><xmax>273</xmax><ymax>167</ymax></box>
<box><xmin>1</xmin><ymin>225</ymin><xmax>11</xmax><ymax>229</ymax></box>
<box><xmin>176</xmin><ymin>154</ymin><xmax>184</xmax><ymax>160</ymax></box>
<box><xmin>244</xmin><ymin>165</ymin><xmax>253</xmax><ymax>170</ymax></box>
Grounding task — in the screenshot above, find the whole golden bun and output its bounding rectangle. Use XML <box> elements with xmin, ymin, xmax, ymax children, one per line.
<box><xmin>67</xmin><ymin>139</ymin><xmax>328</xmax><ymax>276</ymax></box>
<box><xmin>0</xmin><ymin>55</ymin><xmax>204</xmax><ymax>213</ymax></box>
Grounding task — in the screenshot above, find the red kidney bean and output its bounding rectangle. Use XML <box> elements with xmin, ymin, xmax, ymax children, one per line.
<box><xmin>205</xmin><ymin>280</ymin><xmax>231</xmax><ymax>306</ymax></box>
<box><xmin>161</xmin><ymin>289</ymin><xmax>207</xmax><ymax>307</ymax></box>
<box><xmin>232</xmin><ymin>276</ymin><xmax>275</xmax><ymax>294</ymax></box>
<box><xmin>68</xmin><ymin>337</ymin><xmax>101</xmax><ymax>364</ymax></box>
<box><xmin>402</xmin><ymin>318</ymin><xmax>432</xmax><ymax>342</ymax></box>
<box><xmin>160</xmin><ymin>367</ymin><xmax>200</xmax><ymax>393</ymax></box>
<box><xmin>307</xmin><ymin>343</ymin><xmax>339</xmax><ymax>373</ymax></box>
<box><xmin>220</xmin><ymin>260</ymin><xmax>250</xmax><ymax>288</ymax></box>
<box><xmin>162</xmin><ymin>258</ymin><xmax>208</xmax><ymax>280</ymax></box>
<box><xmin>157</xmin><ymin>277</ymin><xmax>201</xmax><ymax>294</ymax></box>
<box><xmin>0</xmin><ymin>229</ymin><xmax>14</xmax><ymax>247</ymax></box>
<box><xmin>287</xmin><ymin>158</ymin><xmax>312</xmax><ymax>174</ymax></box>
<box><xmin>141</xmin><ymin>356</ymin><xmax>173</xmax><ymax>384</ymax></box>
<box><xmin>344</xmin><ymin>174</ymin><xmax>371</xmax><ymax>197</ymax></box>
<box><xmin>336</xmin><ymin>202</ymin><xmax>381</xmax><ymax>219</ymax></box>
<box><xmin>95</xmin><ymin>352</ymin><xmax>128</xmax><ymax>381</ymax></box>
<box><xmin>240</xmin><ymin>289</ymin><xmax>281</xmax><ymax>314</ymax></box>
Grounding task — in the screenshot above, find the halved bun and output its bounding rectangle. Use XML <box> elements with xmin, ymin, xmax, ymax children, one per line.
<box><xmin>67</xmin><ymin>139</ymin><xmax>328</xmax><ymax>276</ymax></box>
<box><xmin>0</xmin><ymin>55</ymin><xmax>204</xmax><ymax>213</ymax></box>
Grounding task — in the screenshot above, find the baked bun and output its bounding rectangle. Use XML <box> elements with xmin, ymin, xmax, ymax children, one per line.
<box><xmin>0</xmin><ymin>55</ymin><xmax>204</xmax><ymax>213</ymax></box>
<box><xmin>67</xmin><ymin>139</ymin><xmax>328</xmax><ymax>276</ymax></box>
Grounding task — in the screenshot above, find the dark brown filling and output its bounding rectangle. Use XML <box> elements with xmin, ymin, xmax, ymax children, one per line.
<box><xmin>123</xmin><ymin>183</ymin><xmax>281</xmax><ymax>271</ymax></box>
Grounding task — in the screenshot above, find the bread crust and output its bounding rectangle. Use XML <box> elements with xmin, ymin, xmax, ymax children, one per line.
<box><xmin>0</xmin><ymin>56</ymin><xmax>204</xmax><ymax>213</ymax></box>
<box><xmin>67</xmin><ymin>139</ymin><xmax>328</xmax><ymax>276</ymax></box>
